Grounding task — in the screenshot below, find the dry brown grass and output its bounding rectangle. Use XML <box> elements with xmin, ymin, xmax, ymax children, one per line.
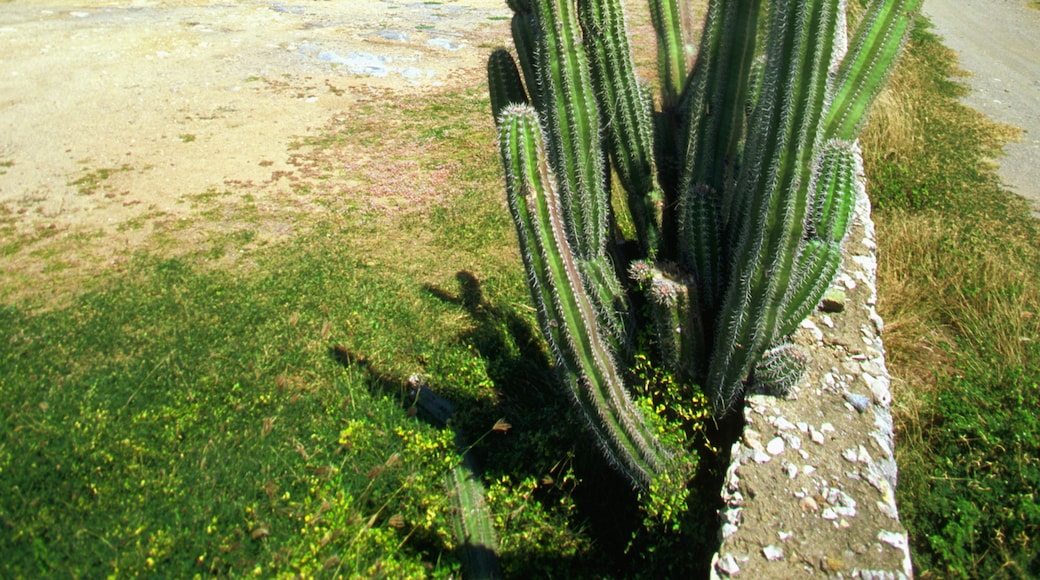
<box><xmin>872</xmin><ymin>210</ymin><xmax>957</xmax><ymax>425</ymax></box>
<box><xmin>861</xmin><ymin>80</ymin><xmax>920</xmax><ymax>165</ymax></box>
<box><xmin>861</xmin><ymin>22</ymin><xmax>1038</xmax><ymax>453</ymax></box>
<box><xmin>874</xmin><ymin>204</ymin><xmax>1040</xmax><ymax>432</ymax></box>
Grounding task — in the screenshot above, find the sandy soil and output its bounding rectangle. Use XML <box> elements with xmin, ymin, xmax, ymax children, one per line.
<box><xmin>923</xmin><ymin>0</ymin><xmax>1040</xmax><ymax>214</ymax></box>
<box><xmin>0</xmin><ymin>0</ymin><xmax>510</xmax><ymax>238</ymax></box>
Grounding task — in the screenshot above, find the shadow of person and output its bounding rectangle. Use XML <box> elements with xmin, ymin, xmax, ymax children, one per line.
<box><xmin>423</xmin><ymin>271</ymin><xmax>557</xmax><ymax>408</ymax></box>
<box><xmin>335</xmin><ymin>271</ymin><xmax>733</xmax><ymax>577</ymax></box>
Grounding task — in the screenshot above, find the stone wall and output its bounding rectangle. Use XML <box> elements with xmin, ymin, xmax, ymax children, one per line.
<box><xmin>710</xmin><ymin>156</ymin><xmax>913</xmax><ymax>579</ymax></box>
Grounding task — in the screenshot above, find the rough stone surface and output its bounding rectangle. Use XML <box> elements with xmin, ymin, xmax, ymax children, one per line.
<box><xmin>710</xmin><ymin>155</ymin><xmax>912</xmax><ymax>579</ymax></box>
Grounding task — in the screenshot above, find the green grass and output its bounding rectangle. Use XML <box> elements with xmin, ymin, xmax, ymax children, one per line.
<box><xmin>0</xmin><ymin>90</ymin><xmax>521</xmax><ymax>576</ymax></box>
<box><xmin>862</xmin><ymin>20</ymin><xmax>1040</xmax><ymax>579</ymax></box>
<box><xmin>68</xmin><ymin>165</ymin><xmax>133</xmax><ymax>196</ymax></box>
<box><xmin>0</xmin><ymin>247</ymin><xmax>468</xmax><ymax>577</ymax></box>
<box><xmin>0</xmin><ymin>88</ymin><xmax>721</xmax><ymax>577</ymax></box>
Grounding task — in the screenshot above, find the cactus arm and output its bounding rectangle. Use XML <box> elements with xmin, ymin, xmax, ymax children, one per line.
<box><xmin>508</xmin><ymin>0</ymin><xmax>631</xmax><ymax>352</ymax></box>
<box><xmin>777</xmin><ymin>238</ymin><xmax>842</xmax><ymax>337</ymax></box>
<box><xmin>707</xmin><ymin>0</ymin><xmax>913</xmax><ymax>414</ymax></box>
<box><xmin>648</xmin><ymin>0</ymin><xmax>688</xmax><ymax>110</ymax></box>
<box><xmin>810</xmin><ymin>139</ymin><xmax>859</xmax><ymax>244</ymax></box>
<box><xmin>488</xmin><ymin>49</ymin><xmax>530</xmax><ymax>122</ymax></box>
<box><xmin>672</xmin><ymin>185</ymin><xmax>719</xmax><ymax>382</ymax></box>
<box><xmin>706</xmin><ymin>0</ymin><xmax>841</xmax><ymax>415</ymax></box>
<box><xmin>774</xmin><ymin>139</ymin><xmax>858</xmax><ymax>336</ymax></box>
<box><xmin>678</xmin><ymin>0</ymin><xmax>762</xmax><ymax>200</ymax></box>
<box><xmin>499</xmin><ymin>106</ymin><xmax>671</xmax><ymax>486</ymax></box>
<box><xmin>528</xmin><ymin>0</ymin><xmax>611</xmax><ymax>260</ymax></box>
<box><xmin>677</xmin><ymin>0</ymin><xmax>762</xmax><ymax>317</ymax></box>
<box><xmin>407</xmin><ymin>382</ymin><xmax>502</xmax><ymax>579</ymax></box>
<box><xmin>752</xmin><ymin>0</ymin><xmax>844</xmax><ymax>346</ymax></box>
<box><xmin>751</xmin><ymin>342</ymin><xmax>808</xmax><ymax>396</ymax></box>
<box><xmin>450</xmin><ymin>454</ymin><xmax>502</xmax><ymax>579</ymax></box>
<box><xmin>705</xmin><ymin>0</ymin><xmax>811</xmax><ymax>414</ymax></box>
<box><xmin>824</xmin><ymin>0</ymin><xmax>922</xmax><ymax>140</ymax></box>
<box><xmin>578</xmin><ymin>0</ymin><xmax>664</xmax><ymax>257</ymax></box>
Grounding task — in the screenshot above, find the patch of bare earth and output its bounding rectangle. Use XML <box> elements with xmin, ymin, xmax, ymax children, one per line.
<box><xmin>0</xmin><ymin>0</ymin><xmax>511</xmax><ymax>303</ymax></box>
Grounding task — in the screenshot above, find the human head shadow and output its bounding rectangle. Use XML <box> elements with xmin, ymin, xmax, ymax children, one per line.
<box><xmin>423</xmin><ymin>271</ymin><xmax>551</xmax><ymax>399</ymax></box>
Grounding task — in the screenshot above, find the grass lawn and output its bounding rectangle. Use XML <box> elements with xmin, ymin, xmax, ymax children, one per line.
<box><xmin>0</xmin><ymin>89</ymin><xmax>713</xmax><ymax>577</ymax></box>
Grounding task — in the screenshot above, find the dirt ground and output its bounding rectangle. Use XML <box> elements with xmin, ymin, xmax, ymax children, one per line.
<box><xmin>0</xmin><ymin>0</ymin><xmax>510</xmax><ymax>241</ymax></box>
<box><xmin>4</xmin><ymin>0</ymin><xmax>1035</xmax><ymax>270</ymax></box>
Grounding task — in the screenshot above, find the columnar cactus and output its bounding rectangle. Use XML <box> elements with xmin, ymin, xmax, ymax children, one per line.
<box><xmin>489</xmin><ymin>0</ymin><xmax>920</xmax><ymax>487</ymax></box>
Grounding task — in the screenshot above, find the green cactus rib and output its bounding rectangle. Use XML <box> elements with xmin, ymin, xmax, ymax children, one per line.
<box><xmin>409</xmin><ymin>384</ymin><xmax>502</xmax><ymax>579</ymax></box>
<box><xmin>578</xmin><ymin>0</ymin><xmax>664</xmax><ymax>257</ymax></box>
<box><xmin>499</xmin><ymin>105</ymin><xmax>671</xmax><ymax>485</ymax></box>
<box><xmin>648</xmin><ymin>0</ymin><xmax>687</xmax><ymax>109</ymax></box>
<box><xmin>674</xmin><ymin>186</ymin><xmax>717</xmax><ymax>378</ymax></box>
<box><xmin>488</xmin><ymin>49</ymin><xmax>529</xmax><ymax>122</ymax></box>
<box><xmin>704</xmin><ymin>0</ymin><xmax>809</xmax><ymax>413</ymax></box>
<box><xmin>785</xmin><ymin>0</ymin><xmax>842</xmax><ymax>200</ymax></box>
<box><xmin>528</xmin><ymin>0</ymin><xmax>610</xmax><ymax>261</ymax></box>
<box><xmin>507</xmin><ymin>0</ymin><xmax>629</xmax><ymax>350</ymax></box>
<box><xmin>824</xmin><ymin>0</ymin><xmax>922</xmax><ymax>140</ymax></box>
<box><xmin>706</xmin><ymin>0</ymin><xmax>841</xmax><ymax>415</ymax></box>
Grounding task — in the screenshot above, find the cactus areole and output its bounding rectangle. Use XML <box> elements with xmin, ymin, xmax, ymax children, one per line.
<box><xmin>489</xmin><ymin>0</ymin><xmax>920</xmax><ymax>487</ymax></box>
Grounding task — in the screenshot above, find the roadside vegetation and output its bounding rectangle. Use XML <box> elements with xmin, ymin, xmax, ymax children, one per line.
<box><xmin>862</xmin><ymin>21</ymin><xmax>1040</xmax><ymax>579</ymax></box>
<box><xmin>1</xmin><ymin>11</ymin><xmax>1038</xmax><ymax>580</ymax></box>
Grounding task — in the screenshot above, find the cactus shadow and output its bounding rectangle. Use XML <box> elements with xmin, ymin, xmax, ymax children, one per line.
<box><xmin>423</xmin><ymin>271</ymin><xmax>665</xmax><ymax>576</ymax></box>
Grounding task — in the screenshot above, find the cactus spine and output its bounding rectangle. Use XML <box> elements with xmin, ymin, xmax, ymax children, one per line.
<box><xmin>489</xmin><ymin>0</ymin><xmax>920</xmax><ymax>487</ymax></box>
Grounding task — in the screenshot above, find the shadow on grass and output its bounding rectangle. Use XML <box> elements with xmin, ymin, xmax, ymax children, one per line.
<box><xmin>422</xmin><ymin>271</ymin><xmax>693</xmax><ymax>578</ymax></box>
<box><xmin>330</xmin><ymin>271</ymin><xmax>735</xmax><ymax>577</ymax></box>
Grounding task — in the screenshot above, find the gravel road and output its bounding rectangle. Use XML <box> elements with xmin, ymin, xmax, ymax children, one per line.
<box><xmin>922</xmin><ymin>0</ymin><xmax>1040</xmax><ymax>213</ymax></box>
